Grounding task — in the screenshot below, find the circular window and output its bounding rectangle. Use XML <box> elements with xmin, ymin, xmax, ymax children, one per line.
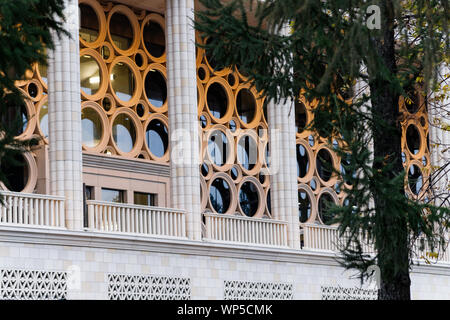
<box><xmin>101</xmin><ymin>44</ymin><xmax>111</xmax><ymax>60</ymax></box>
<box><xmin>145</xmin><ymin>119</ymin><xmax>168</xmax><ymax>158</ymax></box>
<box><xmin>82</xmin><ymin>108</ymin><xmax>103</xmax><ymax>148</ymax></box>
<box><xmin>408</xmin><ymin>164</ymin><xmax>423</xmax><ymax>195</ymax></box>
<box><xmin>298</xmin><ymin>189</ymin><xmax>312</xmax><ymax>223</ymax></box>
<box><xmin>295</xmin><ymin>100</ymin><xmax>307</xmax><ymax>133</ymax></box>
<box><xmin>79</xmin><ymin>3</ymin><xmax>99</xmax><ymax>43</ymax></box>
<box><xmin>200</xmin><ymin>114</ymin><xmax>208</xmax><ymax>128</ymax></box>
<box><xmin>210</xmin><ymin>177</ymin><xmax>231</xmax><ymax>214</ymax></box>
<box><xmin>207</xmin><ymin>130</ymin><xmax>229</xmax><ymax>167</ymax></box>
<box><xmin>236</xmin><ymin>88</ymin><xmax>256</xmax><ymax>124</ymax></box>
<box><xmin>201</xmin><ymin>163</ymin><xmax>210</xmax><ymax>177</ymax></box>
<box><xmin>145</xmin><ymin>70</ymin><xmax>166</xmax><ymax>108</ymax></box>
<box><xmin>239</xmin><ymin>181</ymin><xmax>260</xmax><ymax>217</ymax></box>
<box><xmin>80</xmin><ymin>54</ymin><xmax>101</xmax><ymax>96</ymax></box>
<box><xmin>297</xmin><ymin>143</ymin><xmax>310</xmax><ymax>179</ymax></box>
<box><xmin>237</xmin><ymin>135</ymin><xmax>258</xmax><ymax>171</ymax></box>
<box><xmin>0</xmin><ymin>154</ymin><xmax>29</xmax><ymax>192</ymax></box>
<box><xmin>111</xmin><ymin>61</ymin><xmax>136</xmax><ymax>102</ymax></box>
<box><xmin>318</xmin><ymin>192</ymin><xmax>336</xmax><ymax>224</ymax></box>
<box><xmin>112</xmin><ymin>113</ymin><xmax>137</xmax><ymax>153</ymax></box>
<box><xmin>38</xmin><ymin>100</ymin><xmax>49</xmax><ymax>139</ymax></box>
<box><xmin>27</xmin><ymin>82</ymin><xmax>38</xmax><ymax>98</ymax></box>
<box><xmin>0</xmin><ymin>99</ymin><xmax>29</xmax><ymax>137</ymax></box>
<box><xmin>406</xmin><ymin>124</ymin><xmax>421</xmax><ymax>155</ymax></box>
<box><xmin>207</xmin><ymin>82</ymin><xmax>228</xmax><ymax>120</ymax></box>
<box><xmin>266</xmin><ymin>189</ymin><xmax>271</xmax><ymax>215</ymax></box>
<box><xmin>143</xmin><ymin>20</ymin><xmax>165</xmax><ymax>58</ymax></box>
<box><xmin>316</xmin><ymin>148</ymin><xmax>333</xmax><ymax>182</ymax></box>
<box><xmin>109</xmin><ymin>12</ymin><xmax>134</xmax><ymax>51</ymax></box>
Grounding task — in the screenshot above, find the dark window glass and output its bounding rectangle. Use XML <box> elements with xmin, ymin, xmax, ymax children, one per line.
<box><xmin>134</xmin><ymin>192</ymin><xmax>157</xmax><ymax>206</ymax></box>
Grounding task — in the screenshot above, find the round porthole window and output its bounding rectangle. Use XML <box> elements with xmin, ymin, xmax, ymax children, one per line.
<box><xmin>143</xmin><ymin>20</ymin><xmax>165</xmax><ymax>58</ymax></box>
<box><xmin>236</xmin><ymin>88</ymin><xmax>256</xmax><ymax>124</ymax></box>
<box><xmin>206</xmin><ymin>82</ymin><xmax>228</xmax><ymax>120</ymax></box>
<box><xmin>237</xmin><ymin>135</ymin><xmax>258</xmax><ymax>171</ymax></box>
<box><xmin>408</xmin><ymin>164</ymin><xmax>423</xmax><ymax>195</ymax></box>
<box><xmin>144</xmin><ymin>70</ymin><xmax>166</xmax><ymax>108</ymax></box>
<box><xmin>406</xmin><ymin>124</ymin><xmax>421</xmax><ymax>155</ymax></box>
<box><xmin>79</xmin><ymin>3</ymin><xmax>100</xmax><ymax>43</ymax></box>
<box><xmin>239</xmin><ymin>181</ymin><xmax>260</xmax><ymax>217</ymax></box>
<box><xmin>318</xmin><ymin>192</ymin><xmax>336</xmax><ymax>224</ymax></box>
<box><xmin>80</xmin><ymin>54</ymin><xmax>101</xmax><ymax>96</ymax></box>
<box><xmin>316</xmin><ymin>148</ymin><xmax>333</xmax><ymax>182</ymax></box>
<box><xmin>82</xmin><ymin>107</ymin><xmax>103</xmax><ymax>148</ymax></box>
<box><xmin>145</xmin><ymin>119</ymin><xmax>169</xmax><ymax>158</ymax></box>
<box><xmin>111</xmin><ymin>61</ymin><xmax>136</xmax><ymax>103</ymax></box>
<box><xmin>298</xmin><ymin>189</ymin><xmax>312</xmax><ymax>223</ymax></box>
<box><xmin>209</xmin><ymin>177</ymin><xmax>232</xmax><ymax>214</ymax></box>
<box><xmin>207</xmin><ymin>129</ymin><xmax>230</xmax><ymax>167</ymax></box>
<box><xmin>0</xmin><ymin>154</ymin><xmax>29</xmax><ymax>192</ymax></box>
<box><xmin>112</xmin><ymin>113</ymin><xmax>137</xmax><ymax>153</ymax></box>
<box><xmin>297</xmin><ymin>143</ymin><xmax>310</xmax><ymax>179</ymax></box>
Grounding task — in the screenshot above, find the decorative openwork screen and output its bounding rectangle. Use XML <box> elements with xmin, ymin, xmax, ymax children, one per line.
<box><xmin>321</xmin><ymin>285</ymin><xmax>378</xmax><ymax>300</ymax></box>
<box><xmin>78</xmin><ymin>0</ymin><xmax>169</xmax><ymax>162</ymax></box>
<box><xmin>223</xmin><ymin>280</ymin><xmax>293</xmax><ymax>300</ymax></box>
<box><xmin>108</xmin><ymin>273</ymin><xmax>191</xmax><ymax>300</ymax></box>
<box><xmin>295</xmin><ymin>88</ymin><xmax>431</xmax><ymax>225</ymax></box>
<box><xmin>0</xmin><ymin>269</ymin><xmax>67</xmax><ymax>300</ymax></box>
<box><xmin>197</xmin><ymin>36</ymin><xmax>271</xmax><ymax>219</ymax></box>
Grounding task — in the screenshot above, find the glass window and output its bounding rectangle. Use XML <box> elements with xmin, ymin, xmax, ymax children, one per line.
<box><xmin>82</xmin><ymin>108</ymin><xmax>102</xmax><ymax>148</ymax></box>
<box><xmin>111</xmin><ymin>62</ymin><xmax>135</xmax><ymax>101</ymax></box>
<box><xmin>134</xmin><ymin>192</ymin><xmax>157</xmax><ymax>206</ymax></box>
<box><xmin>112</xmin><ymin>113</ymin><xmax>136</xmax><ymax>153</ymax></box>
<box><xmin>102</xmin><ymin>188</ymin><xmax>124</xmax><ymax>203</ymax></box>
<box><xmin>143</xmin><ymin>21</ymin><xmax>165</xmax><ymax>57</ymax></box>
<box><xmin>79</xmin><ymin>3</ymin><xmax>99</xmax><ymax>43</ymax></box>
<box><xmin>236</xmin><ymin>89</ymin><xmax>256</xmax><ymax>123</ymax></box>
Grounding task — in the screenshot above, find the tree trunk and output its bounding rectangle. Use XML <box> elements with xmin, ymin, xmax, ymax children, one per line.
<box><xmin>367</xmin><ymin>0</ymin><xmax>411</xmax><ymax>300</ymax></box>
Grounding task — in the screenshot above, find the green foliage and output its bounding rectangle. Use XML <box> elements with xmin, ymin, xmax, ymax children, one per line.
<box><xmin>196</xmin><ymin>0</ymin><xmax>450</xmax><ymax>299</ymax></box>
<box><xmin>0</xmin><ymin>0</ymin><xmax>67</xmax><ymax>201</ymax></box>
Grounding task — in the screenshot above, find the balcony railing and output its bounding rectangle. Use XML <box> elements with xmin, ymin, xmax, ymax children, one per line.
<box><xmin>301</xmin><ymin>223</ymin><xmax>450</xmax><ymax>264</ymax></box>
<box><xmin>203</xmin><ymin>212</ymin><xmax>288</xmax><ymax>247</ymax></box>
<box><xmin>0</xmin><ymin>191</ymin><xmax>65</xmax><ymax>228</ymax></box>
<box><xmin>86</xmin><ymin>200</ymin><xmax>187</xmax><ymax>238</ymax></box>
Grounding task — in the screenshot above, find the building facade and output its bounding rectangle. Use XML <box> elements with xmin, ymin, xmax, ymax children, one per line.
<box><xmin>0</xmin><ymin>0</ymin><xmax>449</xmax><ymax>300</ymax></box>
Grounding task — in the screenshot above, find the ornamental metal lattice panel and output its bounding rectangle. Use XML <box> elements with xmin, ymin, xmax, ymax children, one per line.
<box><xmin>0</xmin><ymin>269</ymin><xmax>67</xmax><ymax>300</ymax></box>
<box><xmin>108</xmin><ymin>274</ymin><xmax>191</xmax><ymax>300</ymax></box>
<box><xmin>321</xmin><ymin>286</ymin><xmax>377</xmax><ymax>300</ymax></box>
<box><xmin>223</xmin><ymin>280</ymin><xmax>293</xmax><ymax>300</ymax></box>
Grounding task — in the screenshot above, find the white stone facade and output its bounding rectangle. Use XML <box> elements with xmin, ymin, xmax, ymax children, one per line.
<box><xmin>0</xmin><ymin>226</ymin><xmax>449</xmax><ymax>300</ymax></box>
<box><xmin>0</xmin><ymin>0</ymin><xmax>449</xmax><ymax>300</ymax></box>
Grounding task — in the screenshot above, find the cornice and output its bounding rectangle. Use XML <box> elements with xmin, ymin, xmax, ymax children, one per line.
<box><xmin>0</xmin><ymin>225</ymin><xmax>448</xmax><ymax>276</ymax></box>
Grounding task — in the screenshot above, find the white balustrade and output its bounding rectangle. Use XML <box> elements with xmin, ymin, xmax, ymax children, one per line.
<box><xmin>203</xmin><ymin>213</ymin><xmax>288</xmax><ymax>247</ymax></box>
<box><xmin>0</xmin><ymin>191</ymin><xmax>65</xmax><ymax>228</ymax></box>
<box><xmin>301</xmin><ymin>223</ymin><xmax>450</xmax><ymax>264</ymax></box>
<box><xmin>86</xmin><ymin>200</ymin><xmax>187</xmax><ymax>238</ymax></box>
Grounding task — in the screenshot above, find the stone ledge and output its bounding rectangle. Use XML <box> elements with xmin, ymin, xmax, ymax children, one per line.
<box><xmin>0</xmin><ymin>225</ymin><xmax>448</xmax><ymax>276</ymax></box>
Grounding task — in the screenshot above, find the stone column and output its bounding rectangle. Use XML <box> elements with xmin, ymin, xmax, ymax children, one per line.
<box><xmin>268</xmin><ymin>98</ymin><xmax>300</xmax><ymax>249</ymax></box>
<box><xmin>166</xmin><ymin>0</ymin><xmax>202</xmax><ymax>240</ymax></box>
<box><xmin>47</xmin><ymin>0</ymin><xmax>83</xmax><ymax>230</ymax></box>
<box><xmin>428</xmin><ymin>65</ymin><xmax>450</xmax><ymax>207</ymax></box>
